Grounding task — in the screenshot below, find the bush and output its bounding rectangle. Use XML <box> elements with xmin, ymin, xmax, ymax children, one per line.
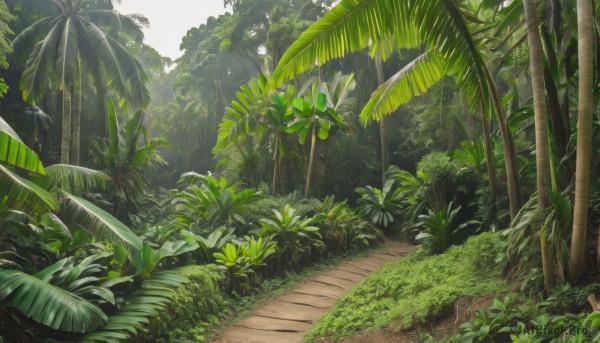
<box><xmin>244</xmin><ymin>194</ymin><xmax>322</xmax><ymax>226</ymax></box>
<box><xmin>135</xmin><ymin>264</ymin><xmax>225</xmax><ymax>342</ymax></box>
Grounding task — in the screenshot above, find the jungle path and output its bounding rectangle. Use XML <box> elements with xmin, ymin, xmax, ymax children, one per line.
<box><xmin>212</xmin><ymin>242</ymin><xmax>417</xmax><ymax>343</ymax></box>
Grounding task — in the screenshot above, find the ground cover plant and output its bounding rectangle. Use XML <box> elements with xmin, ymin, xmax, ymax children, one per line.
<box><xmin>305</xmin><ymin>233</ymin><xmax>507</xmax><ymax>341</ymax></box>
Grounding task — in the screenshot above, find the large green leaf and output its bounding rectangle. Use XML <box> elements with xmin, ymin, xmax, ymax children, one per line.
<box><xmin>360</xmin><ymin>52</ymin><xmax>444</xmax><ymax>123</ymax></box>
<box><xmin>0</xmin><ymin>116</ymin><xmax>46</xmax><ymax>174</ymax></box>
<box><xmin>0</xmin><ymin>269</ymin><xmax>107</xmax><ymax>333</ymax></box>
<box><xmin>78</xmin><ymin>270</ymin><xmax>188</xmax><ymax>342</ymax></box>
<box><xmin>46</xmin><ymin>164</ymin><xmax>110</xmax><ymax>192</ymax></box>
<box><xmin>0</xmin><ymin>164</ymin><xmax>58</xmax><ymax>214</ymax></box>
<box><xmin>60</xmin><ymin>191</ymin><xmax>142</xmax><ymax>251</ymax></box>
<box><xmin>271</xmin><ymin>0</ymin><xmax>499</xmax><ymax>119</ymax></box>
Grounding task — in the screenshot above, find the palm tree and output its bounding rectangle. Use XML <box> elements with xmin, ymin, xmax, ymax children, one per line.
<box><xmin>12</xmin><ymin>0</ymin><xmax>149</xmax><ymax>164</ymax></box>
<box><xmin>570</xmin><ymin>0</ymin><xmax>594</xmax><ymax>280</ymax></box>
<box><xmin>270</xmin><ymin>0</ymin><xmax>523</xmax><ymax>219</ymax></box>
<box><xmin>522</xmin><ymin>0</ymin><xmax>554</xmax><ymax>293</ymax></box>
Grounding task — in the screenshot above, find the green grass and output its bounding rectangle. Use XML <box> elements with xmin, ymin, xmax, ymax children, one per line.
<box><xmin>304</xmin><ymin>232</ymin><xmax>508</xmax><ymax>342</ymax></box>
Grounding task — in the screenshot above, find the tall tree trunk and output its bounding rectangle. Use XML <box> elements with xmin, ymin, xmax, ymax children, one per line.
<box><xmin>541</xmin><ymin>26</ymin><xmax>568</xmax><ymax>162</ymax></box>
<box><xmin>95</xmin><ymin>77</ymin><xmax>107</xmax><ymax>138</ymax></box>
<box><xmin>480</xmin><ymin>101</ymin><xmax>497</xmax><ymax>223</ymax></box>
<box><xmin>61</xmin><ymin>87</ymin><xmax>72</xmax><ymax>164</ymax></box>
<box><xmin>70</xmin><ymin>56</ymin><xmax>81</xmax><ymax>165</ymax></box>
<box><xmin>305</xmin><ymin>125</ymin><xmax>317</xmax><ymax>197</ymax></box>
<box><xmin>375</xmin><ymin>54</ymin><xmax>389</xmax><ymax>184</ymax></box>
<box><xmin>485</xmin><ymin>66</ymin><xmax>522</xmax><ymax>220</ymax></box>
<box><xmin>570</xmin><ymin>0</ymin><xmax>594</xmax><ymax>280</ymax></box>
<box><xmin>272</xmin><ymin>134</ymin><xmax>280</xmax><ymax>195</ymax></box>
<box><xmin>523</xmin><ymin>0</ymin><xmax>555</xmax><ymax>292</ymax></box>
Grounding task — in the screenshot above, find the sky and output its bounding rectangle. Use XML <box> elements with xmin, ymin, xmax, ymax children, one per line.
<box><xmin>114</xmin><ymin>0</ymin><xmax>230</xmax><ymax>61</ymax></box>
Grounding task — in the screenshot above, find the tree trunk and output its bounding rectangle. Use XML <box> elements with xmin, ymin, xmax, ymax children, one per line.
<box><xmin>305</xmin><ymin>125</ymin><xmax>317</xmax><ymax>197</ymax></box>
<box><xmin>375</xmin><ymin>54</ymin><xmax>389</xmax><ymax>184</ymax></box>
<box><xmin>485</xmin><ymin>66</ymin><xmax>522</xmax><ymax>220</ymax></box>
<box><xmin>70</xmin><ymin>56</ymin><xmax>81</xmax><ymax>165</ymax></box>
<box><xmin>272</xmin><ymin>134</ymin><xmax>280</xmax><ymax>195</ymax></box>
<box><xmin>61</xmin><ymin>87</ymin><xmax>72</xmax><ymax>164</ymax></box>
<box><xmin>523</xmin><ymin>0</ymin><xmax>555</xmax><ymax>292</ymax></box>
<box><xmin>95</xmin><ymin>77</ymin><xmax>107</xmax><ymax>138</ymax></box>
<box><xmin>570</xmin><ymin>0</ymin><xmax>594</xmax><ymax>281</ymax></box>
<box><xmin>480</xmin><ymin>102</ymin><xmax>497</xmax><ymax>222</ymax></box>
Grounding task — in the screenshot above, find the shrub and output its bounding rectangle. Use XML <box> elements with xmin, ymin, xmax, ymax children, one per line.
<box><xmin>355</xmin><ymin>179</ymin><xmax>404</xmax><ymax>231</ymax></box>
<box><xmin>134</xmin><ymin>264</ymin><xmax>225</xmax><ymax>342</ymax></box>
<box><xmin>243</xmin><ymin>194</ymin><xmax>322</xmax><ymax>227</ymax></box>
<box><xmin>415</xmin><ymin>202</ymin><xmax>480</xmax><ymax>254</ymax></box>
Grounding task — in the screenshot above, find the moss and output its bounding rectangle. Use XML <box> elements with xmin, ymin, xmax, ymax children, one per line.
<box><xmin>135</xmin><ymin>264</ymin><xmax>225</xmax><ymax>342</ymax></box>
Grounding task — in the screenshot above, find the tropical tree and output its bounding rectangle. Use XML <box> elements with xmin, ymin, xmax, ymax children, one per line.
<box><xmin>522</xmin><ymin>0</ymin><xmax>554</xmax><ymax>292</ymax></box>
<box><xmin>11</xmin><ymin>0</ymin><xmax>149</xmax><ymax>164</ymax></box>
<box><xmin>89</xmin><ymin>98</ymin><xmax>167</xmax><ymax>223</ymax></box>
<box><xmin>287</xmin><ymin>73</ymin><xmax>354</xmax><ymax>196</ymax></box>
<box><xmin>570</xmin><ymin>0</ymin><xmax>594</xmax><ymax>281</ymax></box>
<box><xmin>270</xmin><ymin>0</ymin><xmax>523</xmax><ymax>219</ymax></box>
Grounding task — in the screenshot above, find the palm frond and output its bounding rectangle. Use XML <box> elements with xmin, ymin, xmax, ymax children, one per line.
<box><xmin>0</xmin><ymin>164</ymin><xmax>58</xmax><ymax>214</ymax></box>
<box><xmin>0</xmin><ymin>116</ymin><xmax>46</xmax><ymax>174</ymax></box>
<box><xmin>0</xmin><ymin>268</ymin><xmax>107</xmax><ymax>333</ymax></box>
<box><xmin>361</xmin><ymin>52</ymin><xmax>444</xmax><ymax>123</ymax></box>
<box><xmin>106</xmin><ymin>35</ymin><xmax>149</xmax><ymax>109</ymax></box>
<box><xmin>60</xmin><ymin>191</ymin><xmax>142</xmax><ymax>251</ymax></box>
<box><xmin>46</xmin><ymin>164</ymin><xmax>110</xmax><ymax>192</ymax></box>
<box><xmin>78</xmin><ymin>270</ymin><xmax>187</xmax><ymax>342</ymax></box>
<box><xmin>78</xmin><ymin>19</ymin><xmax>127</xmax><ymax>99</ymax></box>
<box><xmin>20</xmin><ymin>20</ymin><xmax>61</xmax><ymax>103</ymax></box>
<box><xmin>80</xmin><ymin>9</ymin><xmax>144</xmax><ymax>43</ymax></box>
<box><xmin>11</xmin><ymin>16</ymin><xmax>54</xmax><ymax>66</ymax></box>
<box><xmin>270</xmin><ymin>0</ymin><xmax>420</xmax><ymax>87</ymax></box>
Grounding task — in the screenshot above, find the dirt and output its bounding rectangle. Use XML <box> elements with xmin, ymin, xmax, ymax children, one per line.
<box><xmin>312</xmin><ymin>294</ymin><xmax>496</xmax><ymax>343</ymax></box>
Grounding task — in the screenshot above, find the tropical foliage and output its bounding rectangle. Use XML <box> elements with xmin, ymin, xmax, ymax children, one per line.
<box><xmin>1</xmin><ymin>0</ymin><xmax>600</xmax><ymax>341</ymax></box>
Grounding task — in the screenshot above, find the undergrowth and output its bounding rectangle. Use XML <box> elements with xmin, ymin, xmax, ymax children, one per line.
<box><xmin>147</xmin><ymin>242</ymin><xmax>387</xmax><ymax>342</ymax></box>
<box><xmin>305</xmin><ymin>232</ymin><xmax>507</xmax><ymax>341</ymax></box>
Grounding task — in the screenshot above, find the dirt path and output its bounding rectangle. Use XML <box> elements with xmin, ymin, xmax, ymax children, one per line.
<box><xmin>212</xmin><ymin>242</ymin><xmax>417</xmax><ymax>343</ymax></box>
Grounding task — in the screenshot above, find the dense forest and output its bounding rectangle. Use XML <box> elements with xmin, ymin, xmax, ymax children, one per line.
<box><xmin>0</xmin><ymin>0</ymin><xmax>600</xmax><ymax>342</ymax></box>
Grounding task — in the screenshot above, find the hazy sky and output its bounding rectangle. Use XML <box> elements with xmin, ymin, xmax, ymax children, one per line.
<box><xmin>114</xmin><ymin>0</ymin><xmax>230</xmax><ymax>60</ymax></box>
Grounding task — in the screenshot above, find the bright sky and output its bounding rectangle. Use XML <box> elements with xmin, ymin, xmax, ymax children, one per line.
<box><xmin>114</xmin><ymin>0</ymin><xmax>230</xmax><ymax>60</ymax></box>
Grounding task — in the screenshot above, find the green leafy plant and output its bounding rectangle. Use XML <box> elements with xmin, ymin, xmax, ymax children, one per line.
<box><xmin>314</xmin><ymin>196</ymin><xmax>382</xmax><ymax>254</ymax></box>
<box><xmin>415</xmin><ymin>202</ymin><xmax>479</xmax><ymax>254</ymax></box>
<box><xmin>255</xmin><ymin>205</ymin><xmax>324</xmax><ymax>271</ymax></box>
<box><xmin>355</xmin><ymin>179</ymin><xmax>404</xmax><ymax>230</ymax></box>
<box><xmin>173</xmin><ymin>173</ymin><xmax>262</xmax><ymax>230</ymax></box>
<box><xmin>181</xmin><ymin>226</ymin><xmax>238</xmax><ymax>263</ymax></box>
<box><xmin>213</xmin><ymin>242</ymin><xmax>253</xmax><ymax>295</ymax></box>
<box><xmin>89</xmin><ymin>98</ymin><xmax>168</xmax><ymax>223</ymax></box>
